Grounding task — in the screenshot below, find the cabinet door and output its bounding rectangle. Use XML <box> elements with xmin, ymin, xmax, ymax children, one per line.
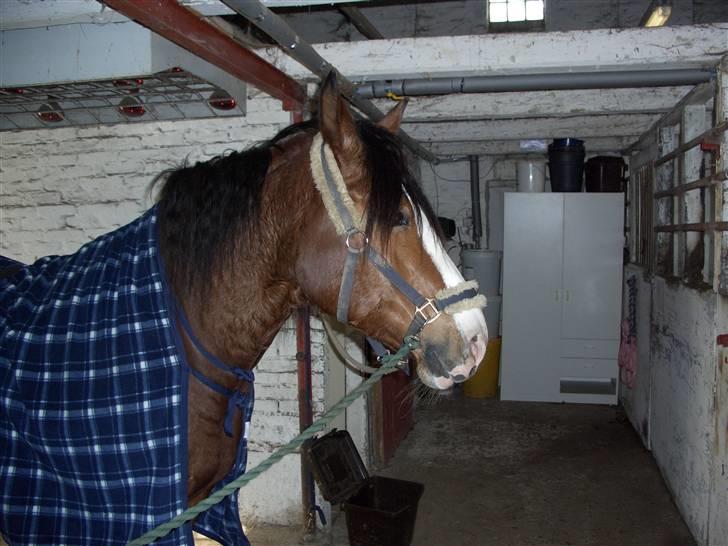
<box><xmin>500</xmin><ymin>194</ymin><xmax>563</xmax><ymax>401</ymax></box>
<box><xmin>561</xmin><ymin>194</ymin><xmax>624</xmax><ymax>340</ymax></box>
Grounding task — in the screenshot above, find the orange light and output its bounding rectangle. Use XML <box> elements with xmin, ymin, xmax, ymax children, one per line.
<box><xmin>37</xmin><ymin>102</ymin><xmax>64</xmax><ymax>123</ymax></box>
<box><xmin>118</xmin><ymin>96</ymin><xmax>146</xmax><ymax>117</ymax></box>
<box><xmin>208</xmin><ymin>90</ymin><xmax>236</xmax><ymax>111</ymax></box>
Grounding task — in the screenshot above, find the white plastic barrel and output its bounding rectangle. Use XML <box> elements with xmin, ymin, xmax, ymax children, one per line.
<box><xmin>483</xmin><ymin>295</ymin><xmax>502</xmax><ymax>337</ymax></box>
<box><xmin>461</xmin><ymin>249</ymin><xmax>502</xmax><ymax>296</ymax></box>
<box><xmin>517</xmin><ymin>159</ymin><xmax>546</xmax><ymax>192</ymax></box>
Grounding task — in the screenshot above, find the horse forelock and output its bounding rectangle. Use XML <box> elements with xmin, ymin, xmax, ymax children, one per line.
<box><xmin>356</xmin><ymin>119</ymin><xmax>443</xmax><ymax>250</ymax></box>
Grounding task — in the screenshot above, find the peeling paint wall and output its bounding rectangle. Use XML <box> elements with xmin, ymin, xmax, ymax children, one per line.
<box><xmin>619</xmin><ymin>55</ymin><xmax>728</xmax><ymax>546</ymax></box>
<box><xmin>649</xmin><ymin>280</ymin><xmax>718</xmax><ymax>544</ymax></box>
<box><xmin>620</xmin><ymin>270</ymin><xmax>725</xmax><ymax>545</ymax></box>
<box><xmin>709</xmin><ymin>299</ymin><xmax>728</xmax><ymax>545</ymax></box>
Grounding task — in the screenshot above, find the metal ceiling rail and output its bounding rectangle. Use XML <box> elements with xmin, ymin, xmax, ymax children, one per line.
<box><xmin>221</xmin><ymin>0</ymin><xmax>439</xmax><ymax>164</ymax></box>
<box><xmin>102</xmin><ymin>0</ymin><xmax>306</xmax><ymax>110</ymax></box>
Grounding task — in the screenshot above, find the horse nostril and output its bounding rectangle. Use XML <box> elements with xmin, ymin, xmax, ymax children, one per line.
<box><xmin>451</xmin><ymin>374</ymin><xmax>467</xmax><ymax>383</ymax></box>
<box><xmin>469</xmin><ymin>334</ymin><xmax>483</xmax><ymax>360</ymax></box>
<box><xmin>467</xmin><ymin>366</ymin><xmax>477</xmax><ymax>378</ymax></box>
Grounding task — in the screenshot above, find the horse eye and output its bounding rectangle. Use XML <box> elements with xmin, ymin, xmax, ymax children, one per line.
<box><xmin>397</xmin><ymin>211</ymin><xmax>409</xmax><ymax>226</ymax></box>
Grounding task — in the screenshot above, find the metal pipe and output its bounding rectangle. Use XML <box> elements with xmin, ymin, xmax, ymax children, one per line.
<box><xmin>469</xmin><ymin>155</ymin><xmax>482</xmax><ymax>249</ymax></box>
<box><xmin>356</xmin><ymin>68</ymin><xmax>714</xmax><ymax>99</ymax></box>
<box><xmin>221</xmin><ymin>0</ymin><xmax>438</xmax><ymax>164</ymax></box>
<box><xmin>102</xmin><ymin>0</ymin><xmax>305</xmax><ymax>110</ymax></box>
<box><xmin>295</xmin><ymin>305</ymin><xmax>316</xmax><ymax>534</ymax></box>
<box><xmin>291</xmin><ymin>108</ymin><xmax>321</xmax><ymax>535</ymax></box>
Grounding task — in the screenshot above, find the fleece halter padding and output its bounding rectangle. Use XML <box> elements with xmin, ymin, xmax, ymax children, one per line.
<box><xmin>309</xmin><ymin>133</ymin><xmax>365</xmax><ymax>234</ymax></box>
<box><xmin>436</xmin><ymin>280</ymin><xmax>488</xmax><ymax>315</ymax></box>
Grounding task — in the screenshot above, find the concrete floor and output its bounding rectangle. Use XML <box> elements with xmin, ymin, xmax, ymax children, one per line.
<box><xmin>377</xmin><ymin>394</ymin><xmax>695</xmax><ymax>546</ymax></box>
<box><xmin>202</xmin><ymin>392</ymin><xmax>696</xmax><ymax>546</ymax></box>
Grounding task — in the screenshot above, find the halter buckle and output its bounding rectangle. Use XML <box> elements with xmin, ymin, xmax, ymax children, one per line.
<box><xmin>345</xmin><ymin>228</ymin><xmax>369</xmax><ymax>254</ymax></box>
<box><xmin>415</xmin><ymin>299</ymin><xmax>441</xmax><ymax>327</ymax></box>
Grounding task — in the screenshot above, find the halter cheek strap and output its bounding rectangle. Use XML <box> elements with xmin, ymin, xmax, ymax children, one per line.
<box><xmin>309</xmin><ymin>133</ymin><xmax>486</xmax><ymax>363</ymax></box>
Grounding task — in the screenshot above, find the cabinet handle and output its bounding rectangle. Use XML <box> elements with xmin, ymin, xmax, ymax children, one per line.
<box><xmin>555</xmin><ymin>289</ymin><xmax>560</xmax><ymax>302</ymax></box>
<box><xmin>565</xmin><ymin>289</ymin><xmax>571</xmax><ymax>303</ymax></box>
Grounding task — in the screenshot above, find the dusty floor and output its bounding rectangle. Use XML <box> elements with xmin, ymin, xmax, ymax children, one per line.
<box><xmin>200</xmin><ymin>392</ymin><xmax>696</xmax><ymax>546</ymax></box>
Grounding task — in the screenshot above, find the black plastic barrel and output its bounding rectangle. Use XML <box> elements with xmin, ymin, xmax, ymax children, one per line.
<box><xmin>584</xmin><ymin>156</ymin><xmax>626</xmax><ymax>192</ymax></box>
<box><xmin>548</xmin><ymin>138</ymin><xmax>585</xmax><ymax>192</ymax></box>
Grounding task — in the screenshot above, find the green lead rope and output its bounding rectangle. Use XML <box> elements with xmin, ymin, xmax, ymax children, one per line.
<box><xmin>127</xmin><ymin>337</ymin><xmax>420</xmax><ymax>546</ymax></box>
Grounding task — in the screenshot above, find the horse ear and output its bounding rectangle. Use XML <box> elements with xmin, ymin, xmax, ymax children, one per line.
<box><xmin>319</xmin><ymin>71</ymin><xmax>359</xmax><ymax>155</ymax></box>
<box><xmin>377</xmin><ymin>99</ymin><xmax>408</xmax><ymax>134</ymax></box>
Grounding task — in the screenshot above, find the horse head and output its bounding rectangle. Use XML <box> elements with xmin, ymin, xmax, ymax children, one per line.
<box><xmin>294</xmin><ymin>75</ymin><xmax>488</xmax><ymax>389</ymax></box>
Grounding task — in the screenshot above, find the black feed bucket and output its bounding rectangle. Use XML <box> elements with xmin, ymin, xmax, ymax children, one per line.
<box><xmin>548</xmin><ymin>138</ymin><xmax>585</xmax><ymax>192</ymax></box>
<box><xmin>306</xmin><ymin>430</ymin><xmax>425</xmax><ymax>546</ymax></box>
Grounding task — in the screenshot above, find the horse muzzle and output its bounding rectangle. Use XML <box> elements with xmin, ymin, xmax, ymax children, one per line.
<box><xmin>415</xmin><ymin>314</ymin><xmax>488</xmax><ymax>390</ymax></box>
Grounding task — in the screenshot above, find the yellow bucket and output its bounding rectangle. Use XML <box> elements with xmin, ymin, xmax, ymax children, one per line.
<box><xmin>463</xmin><ymin>337</ymin><xmax>501</xmax><ymax>399</ymax></box>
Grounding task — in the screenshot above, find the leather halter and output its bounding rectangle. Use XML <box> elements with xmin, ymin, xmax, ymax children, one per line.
<box><xmin>310</xmin><ymin>133</ymin><xmax>485</xmax><ymax>364</ymax></box>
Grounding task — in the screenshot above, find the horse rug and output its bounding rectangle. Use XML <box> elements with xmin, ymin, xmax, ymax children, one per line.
<box><xmin>0</xmin><ymin>207</ymin><xmax>253</xmax><ymax>546</ymax></box>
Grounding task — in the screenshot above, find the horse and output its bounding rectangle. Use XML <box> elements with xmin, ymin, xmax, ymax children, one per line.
<box><xmin>0</xmin><ymin>74</ymin><xmax>488</xmax><ymax>546</ymax></box>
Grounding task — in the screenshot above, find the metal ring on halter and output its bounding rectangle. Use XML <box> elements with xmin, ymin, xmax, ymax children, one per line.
<box><xmin>415</xmin><ymin>299</ymin><xmax>442</xmax><ymax>326</ymax></box>
<box><xmin>345</xmin><ymin>228</ymin><xmax>369</xmax><ymax>254</ymax></box>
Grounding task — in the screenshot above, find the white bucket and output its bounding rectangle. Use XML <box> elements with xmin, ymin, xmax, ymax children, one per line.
<box><xmin>517</xmin><ymin>159</ymin><xmax>546</xmax><ymax>192</ymax></box>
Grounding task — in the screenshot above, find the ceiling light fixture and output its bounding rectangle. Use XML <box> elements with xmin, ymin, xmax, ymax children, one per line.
<box><xmin>640</xmin><ymin>0</ymin><xmax>672</xmax><ymax>27</ymax></box>
<box><xmin>113</xmin><ymin>78</ymin><xmax>144</xmax><ymax>89</ymax></box>
<box><xmin>118</xmin><ymin>95</ymin><xmax>146</xmax><ymax>117</ymax></box>
<box><xmin>208</xmin><ymin>90</ymin><xmax>237</xmax><ymax>111</ymax></box>
<box><xmin>37</xmin><ymin>101</ymin><xmax>64</xmax><ymax>123</ymax></box>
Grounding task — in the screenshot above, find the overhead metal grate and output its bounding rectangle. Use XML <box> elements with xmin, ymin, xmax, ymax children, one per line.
<box><xmin>0</xmin><ymin>68</ymin><xmax>245</xmax><ymax>131</ymax></box>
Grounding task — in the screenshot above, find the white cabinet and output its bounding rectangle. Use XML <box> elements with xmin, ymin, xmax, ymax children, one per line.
<box><xmin>500</xmin><ymin>193</ymin><xmax>624</xmax><ymax>404</ymax></box>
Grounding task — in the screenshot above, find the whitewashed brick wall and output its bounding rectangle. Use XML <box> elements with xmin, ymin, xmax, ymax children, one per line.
<box><xmin>419</xmin><ymin>157</ymin><xmax>516</xmax><ymax>251</ymax></box>
<box><xmin>0</xmin><ymin>93</ymin><xmax>328</xmax><ymax>526</ymax></box>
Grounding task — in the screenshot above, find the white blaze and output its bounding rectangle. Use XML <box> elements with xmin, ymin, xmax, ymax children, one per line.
<box><xmin>419</xmin><ymin>211</ymin><xmax>489</xmax><ymax>364</ymax></box>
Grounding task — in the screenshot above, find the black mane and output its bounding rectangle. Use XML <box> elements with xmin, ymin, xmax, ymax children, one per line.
<box><xmin>156</xmin><ymin>117</ymin><xmax>440</xmax><ymax>297</ymax></box>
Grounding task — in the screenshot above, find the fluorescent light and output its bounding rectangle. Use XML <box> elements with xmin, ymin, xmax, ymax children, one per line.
<box><xmin>640</xmin><ymin>0</ymin><xmax>672</xmax><ymax>27</ymax></box>
<box><xmin>644</xmin><ymin>5</ymin><xmax>672</xmax><ymax>27</ymax></box>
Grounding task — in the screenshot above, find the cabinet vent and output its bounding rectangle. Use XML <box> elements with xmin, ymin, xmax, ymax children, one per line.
<box><xmin>560</xmin><ymin>377</ymin><xmax>616</xmax><ymax>395</ymax></box>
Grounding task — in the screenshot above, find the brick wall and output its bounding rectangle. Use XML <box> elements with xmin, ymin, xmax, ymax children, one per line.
<box><xmin>0</xmin><ymin>93</ymin><xmax>328</xmax><ymax>526</ymax></box>
<box><xmin>419</xmin><ymin>157</ymin><xmax>515</xmax><ymax>251</ymax></box>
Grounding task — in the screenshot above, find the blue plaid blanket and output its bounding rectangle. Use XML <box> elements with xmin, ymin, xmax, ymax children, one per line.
<box><xmin>0</xmin><ymin>207</ymin><xmax>253</xmax><ymax>546</ymax></box>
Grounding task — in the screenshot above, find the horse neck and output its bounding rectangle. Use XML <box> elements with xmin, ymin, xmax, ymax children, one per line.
<box><xmin>174</xmin><ymin>155</ymin><xmax>314</xmax><ymax>370</ymax></box>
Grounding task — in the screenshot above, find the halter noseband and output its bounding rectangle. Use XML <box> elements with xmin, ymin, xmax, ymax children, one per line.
<box><xmin>309</xmin><ymin>133</ymin><xmax>486</xmax><ymax>363</ymax></box>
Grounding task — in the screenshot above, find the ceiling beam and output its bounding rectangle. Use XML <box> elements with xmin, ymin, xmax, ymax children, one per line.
<box><xmin>374</xmin><ymin>87</ymin><xmax>693</xmax><ymax>122</ymax></box>
<box><xmin>339</xmin><ymin>6</ymin><xmax>384</xmax><ymax>40</ymax></box>
<box><xmin>403</xmin><ymin>113</ymin><xmax>661</xmax><ymax>142</ymax></box>
<box><xmin>260</xmin><ymin>24</ymin><xmax>728</xmax><ymax>81</ymax></box>
<box><xmin>102</xmin><ymin>0</ymin><xmax>306</xmax><ymax>110</ymax></box>
<box><xmin>425</xmin><ymin>137</ymin><xmax>636</xmax><ymax>157</ymax></box>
